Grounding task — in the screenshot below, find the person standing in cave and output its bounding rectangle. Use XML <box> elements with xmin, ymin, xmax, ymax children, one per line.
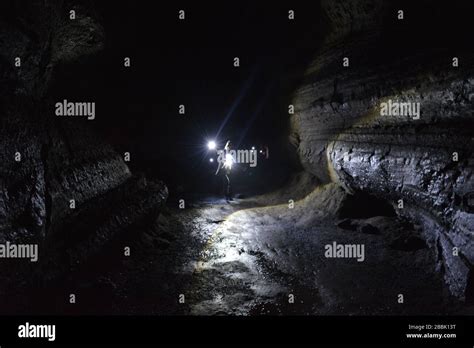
<box><xmin>215</xmin><ymin>140</ymin><xmax>234</xmax><ymax>202</ymax></box>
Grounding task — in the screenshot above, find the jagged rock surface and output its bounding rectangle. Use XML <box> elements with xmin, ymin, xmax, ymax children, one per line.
<box><xmin>290</xmin><ymin>0</ymin><xmax>474</xmax><ymax>300</ymax></box>
<box><xmin>0</xmin><ymin>1</ymin><xmax>168</xmax><ymax>287</ymax></box>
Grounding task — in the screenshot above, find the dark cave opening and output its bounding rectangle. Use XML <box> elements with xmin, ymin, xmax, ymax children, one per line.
<box><xmin>336</xmin><ymin>191</ymin><xmax>397</xmax><ymax>220</ymax></box>
<box><xmin>44</xmin><ymin>1</ymin><xmax>328</xmax><ymax>199</ymax></box>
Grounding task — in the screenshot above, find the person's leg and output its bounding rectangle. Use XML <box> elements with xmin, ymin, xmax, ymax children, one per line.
<box><xmin>225</xmin><ymin>174</ymin><xmax>231</xmax><ymax>201</ymax></box>
<box><xmin>226</xmin><ymin>173</ymin><xmax>233</xmax><ymax>200</ymax></box>
<box><xmin>222</xmin><ymin>174</ymin><xmax>227</xmax><ymax>199</ymax></box>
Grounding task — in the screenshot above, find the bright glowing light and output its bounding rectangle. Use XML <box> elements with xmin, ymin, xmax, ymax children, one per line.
<box><xmin>224</xmin><ymin>153</ymin><xmax>234</xmax><ymax>169</ymax></box>
<box><xmin>207</xmin><ymin>141</ymin><xmax>216</xmax><ymax>150</ymax></box>
<box><xmin>209</xmin><ymin>158</ymin><xmax>214</xmax><ymax>163</ymax></box>
<box><xmin>251</xmin><ymin>146</ymin><xmax>255</xmax><ymax>150</ymax></box>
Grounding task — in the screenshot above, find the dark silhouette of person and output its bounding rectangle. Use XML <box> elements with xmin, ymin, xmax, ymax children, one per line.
<box><xmin>215</xmin><ymin>140</ymin><xmax>234</xmax><ymax>202</ymax></box>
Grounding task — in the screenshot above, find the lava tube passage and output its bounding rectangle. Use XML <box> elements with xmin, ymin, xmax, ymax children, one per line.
<box><xmin>0</xmin><ymin>0</ymin><xmax>473</xmax><ymax>345</ymax></box>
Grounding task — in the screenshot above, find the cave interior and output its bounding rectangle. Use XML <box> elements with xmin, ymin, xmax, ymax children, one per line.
<box><xmin>0</xmin><ymin>0</ymin><xmax>473</xmax><ymax>315</ymax></box>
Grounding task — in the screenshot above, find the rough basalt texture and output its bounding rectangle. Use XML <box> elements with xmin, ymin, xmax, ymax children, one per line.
<box><xmin>290</xmin><ymin>0</ymin><xmax>474</xmax><ymax>300</ymax></box>
<box><xmin>0</xmin><ymin>1</ymin><xmax>168</xmax><ymax>284</ymax></box>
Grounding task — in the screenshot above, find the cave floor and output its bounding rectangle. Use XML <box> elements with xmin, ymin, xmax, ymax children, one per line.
<box><xmin>11</xmin><ymin>185</ymin><xmax>460</xmax><ymax>315</ymax></box>
<box><xmin>170</xmin><ymin>191</ymin><xmax>458</xmax><ymax>316</ymax></box>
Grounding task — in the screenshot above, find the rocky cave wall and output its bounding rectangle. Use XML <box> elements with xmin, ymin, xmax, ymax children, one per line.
<box><xmin>0</xmin><ymin>0</ymin><xmax>167</xmax><ymax>280</ymax></box>
<box><xmin>290</xmin><ymin>0</ymin><xmax>474</xmax><ymax>300</ymax></box>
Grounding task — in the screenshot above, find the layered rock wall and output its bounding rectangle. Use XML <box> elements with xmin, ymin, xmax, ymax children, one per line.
<box><xmin>0</xmin><ymin>1</ymin><xmax>168</xmax><ymax>280</ymax></box>
<box><xmin>291</xmin><ymin>0</ymin><xmax>474</xmax><ymax>299</ymax></box>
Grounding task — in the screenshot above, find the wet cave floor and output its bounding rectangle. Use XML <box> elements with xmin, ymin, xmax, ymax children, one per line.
<box><xmin>6</xmin><ymin>184</ymin><xmax>462</xmax><ymax>316</ymax></box>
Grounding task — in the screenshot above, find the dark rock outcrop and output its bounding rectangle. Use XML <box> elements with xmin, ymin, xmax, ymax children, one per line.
<box><xmin>0</xmin><ymin>0</ymin><xmax>168</xmax><ymax>287</ymax></box>
<box><xmin>290</xmin><ymin>0</ymin><xmax>474</xmax><ymax>299</ymax></box>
